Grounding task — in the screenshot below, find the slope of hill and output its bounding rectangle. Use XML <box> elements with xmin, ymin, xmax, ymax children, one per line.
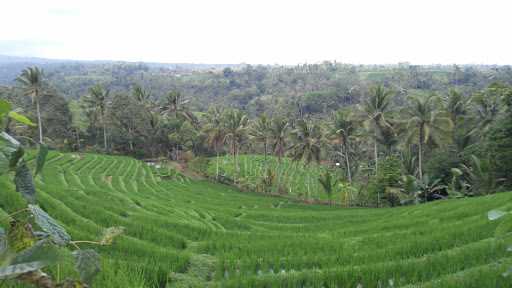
<box><xmin>1</xmin><ymin>152</ymin><xmax>512</xmax><ymax>287</ymax></box>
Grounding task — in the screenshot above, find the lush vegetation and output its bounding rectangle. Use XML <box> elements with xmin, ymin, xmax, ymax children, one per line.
<box><xmin>1</xmin><ymin>60</ymin><xmax>512</xmax><ymax>286</ymax></box>
<box><xmin>2</xmin><ymin>152</ymin><xmax>512</xmax><ymax>287</ymax></box>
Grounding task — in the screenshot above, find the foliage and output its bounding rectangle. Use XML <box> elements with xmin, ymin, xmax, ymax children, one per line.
<box><xmin>0</xmin><ymin>101</ymin><xmax>115</xmax><ymax>287</ymax></box>
<box><xmin>318</xmin><ymin>170</ymin><xmax>336</xmax><ymax>203</ymax></box>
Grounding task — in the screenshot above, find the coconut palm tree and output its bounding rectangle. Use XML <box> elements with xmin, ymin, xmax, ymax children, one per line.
<box><xmin>444</xmin><ymin>89</ymin><xmax>472</xmax><ymax>148</ymax></box>
<box><xmin>223</xmin><ymin>109</ymin><xmax>248</xmax><ymax>184</ymax></box>
<box><xmin>289</xmin><ymin>119</ymin><xmax>323</xmax><ymax>165</ymax></box>
<box><xmin>361</xmin><ymin>85</ymin><xmax>394</xmax><ymax>174</ymax></box>
<box><xmin>132</xmin><ymin>84</ymin><xmax>152</xmax><ymax>108</ymax></box>
<box><xmin>203</xmin><ymin>106</ymin><xmax>226</xmax><ymax>179</ymax></box>
<box><xmin>161</xmin><ymin>90</ymin><xmax>197</xmax><ymax>126</ymax></box>
<box><xmin>16</xmin><ymin>67</ymin><xmax>46</xmax><ymax>143</ymax></box>
<box><xmin>329</xmin><ymin>110</ymin><xmax>356</xmax><ymax>183</ymax></box>
<box><xmin>83</xmin><ymin>84</ymin><xmax>110</xmax><ymax>152</ymax></box>
<box><xmin>248</xmin><ymin>114</ymin><xmax>271</xmax><ymax>161</ymax></box>
<box><xmin>406</xmin><ymin>94</ymin><xmax>452</xmax><ymax>180</ymax></box>
<box><xmin>444</xmin><ymin>89</ymin><xmax>468</xmax><ymax>128</ymax></box>
<box><xmin>269</xmin><ymin>117</ymin><xmax>289</xmax><ymax>163</ymax></box>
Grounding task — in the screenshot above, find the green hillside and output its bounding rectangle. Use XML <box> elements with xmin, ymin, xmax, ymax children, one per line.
<box><xmin>2</xmin><ymin>152</ymin><xmax>512</xmax><ymax>287</ymax></box>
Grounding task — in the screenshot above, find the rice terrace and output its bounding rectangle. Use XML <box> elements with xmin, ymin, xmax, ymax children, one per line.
<box><xmin>1</xmin><ymin>150</ymin><xmax>512</xmax><ymax>287</ymax></box>
<box><xmin>2</xmin><ymin>1</ymin><xmax>512</xmax><ymax>287</ymax></box>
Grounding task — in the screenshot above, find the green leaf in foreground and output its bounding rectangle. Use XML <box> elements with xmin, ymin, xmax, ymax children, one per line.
<box><xmin>0</xmin><ymin>227</ymin><xmax>6</xmax><ymax>254</ymax></box>
<box><xmin>0</xmin><ymin>132</ymin><xmax>24</xmax><ymax>172</ymax></box>
<box><xmin>0</xmin><ymin>261</ymin><xmax>46</xmax><ymax>279</ymax></box>
<box><xmin>14</xmin><ymin>161</ymin><xmax>36</xmax><ymax>204</ymax></box>
<box><xmin>0</xmin><ymin>100</ymin><xmax>11</xmax><ymax>117</ymax></box>
<box><xmin>28</xmin><ymin>205</ymin><xmax>71</xmax><ymax>246</ymax></box>
<box><xmin>488</xmin><ymin>210</ymin><xmax>507</xmax><ymax>221</ymax></box>
<box><xmin>12</xmin><ymin>239</ymin><xmax>62</xmax><ymax>266</ymax></box>
<box><xmin>73</xmin><ymin>249</ymin><xmax>100</xmax><ymax>285</ymax></box>
<box><xmin>34</xmin><ymin>143</ymin><xmax>48</xmax><ymax>176</ymax></box>
<box><xmin>8</xmin><ymin>111</ymin><xmax>36</xmax><ymax>127</ymax></box>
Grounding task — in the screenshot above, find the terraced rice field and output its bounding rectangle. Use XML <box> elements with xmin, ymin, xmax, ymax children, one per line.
<box><xmin>207</xmin><ymin>155</ymin><xmax>329</xmax><ymax>199</ymax></box>
<box><xmin>1</xmin><ymin>152</ymin><xmax>512</xmax><ymax>287</ymax></box>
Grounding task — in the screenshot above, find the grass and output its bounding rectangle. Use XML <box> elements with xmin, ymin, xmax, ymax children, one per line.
<box><xmin>1</xmin><ymin>151</ymin><xmax>511</xmax><ymax>287</ymax></box>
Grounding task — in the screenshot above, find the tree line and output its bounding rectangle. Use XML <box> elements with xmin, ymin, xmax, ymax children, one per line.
<box><xmin>2</xmin><ymin>66</ymin><xmax>512</xmax><ymax>207</ymax></box>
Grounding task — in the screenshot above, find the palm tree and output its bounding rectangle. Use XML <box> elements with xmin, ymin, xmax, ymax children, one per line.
<box><xmin>290</xmin><ymin>119</ymin><xmax>324</xmax><ymax>199</ymax></box>
<box><xmin>289</xmin><ymin>119</ymin><xmax>323</xmax><ymax>165</ymax></box>
<box><xmin>132</xmin><ymin>84</ymin><xmax>152</xmax><ymax>108</ymax></box>
<box><xmin>329</xmin><ymin>110</ymin><xmax>356</xmax><ymax>183</ymax></box>
<box><xmin>406</xmin><ymin>94</ymin><xmax>452</xmax><ymax>180</ymax></box>
<box><xmin>443</xmin><ymin>89</ymin><xmax>473</xmax><ymax>152</ymax></box>
<box><xmin>269</xmin><ymin>117</ymin><xmax>289</xmax><ymax>163</ymax></box>
<box><xmin>161</xmin><ymin>90</ymin><xmax>198</xmax><ymax>126</ymax></box>
<box><xmin>83</xmin><ymin>84</ymin><xmax>110</xmax><ymax>152</ymax></box>
<box><xmin>16</xmin><ymin>67</ymin><xmax>46</xmax><ymax>143</ymax></box>
<box><xmin>318</xmin><ymin>170</ymin><xmax>336</xmax><ymax>205</ymax></box>
<box><xmin>444</xmin><ymin>89</ymin><xmax>468</xmax><ymax>128</ymax></box>
<box><xmin>361</xmin><ymin>85</ymin><xmax>394</xmax><ymax>174</ymax></box>
<box><xmin>203</xmin><ymin>106</ymin><xmax>226</xmax><ymax>179</ymax></box>
<box><xmin>248</xmin><ymin>114</ymin><xmax>271</xmax><ymax>161</ymax></box>
<box><xmin>223</xmin><ymin>109</ymin><xmax>248</xmax><ymax>184</ymax></box>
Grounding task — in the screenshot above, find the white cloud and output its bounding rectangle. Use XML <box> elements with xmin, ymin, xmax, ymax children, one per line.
<box><xmin>0</xmin><ymin>0</ymin><xmax>511</xmax><ymax>64</ymax></box>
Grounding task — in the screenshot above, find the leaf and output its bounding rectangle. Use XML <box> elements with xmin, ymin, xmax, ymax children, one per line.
<box><xmin>0</xmin><ymin>261</ymin><xmax>46</xmax><ymax>279</ymax></box>
<box><xmin>0</xmin><ymin>133</ymin><xmax>23</xmax><ymax>169</ymax></box>
<box><xmin>488</xmin><ymin>210</ymin><xmax>507</xmax><ymax>221</ymax></box>
<box><xmin>0</xmin><ymin>131</ymin><xmax>20</xmax><ymax>146</ymax></box>
<box><xmin>73</xmin><ymin>249</ymin><xmax>100</xmax><ymax>285</ymax></box>
<box><xmin>15</xmin><ymin>161</ymin><xmax>36</xmax><ymax>204</ymax></box>
<box><xmin>9</xmin><ymin>146</ymin><xmax>24</xmax><ymax>171</ymax></box>
<box><xmin>0</xmin><ymin>100</ymin><xmax>11</xmax><ymax>117</ymax></box>
<box><xmin>99</xmin><ymin>226</ymin><xmax>124</xmax><ymax>245</ymax></box>
<box><xmin>0</xmin><ymin>227</ymin><xmax>6</xmax><ymax>254</ymax></box>
<box><xmin>8</xmin><ymin>111</ymin><xmax>35</xmax><ymax>127</ymax></box>
<box><xmin>0</xmin><ymin>153</ymin><xmax>8</xmax><ymax>176</ymax></box>
<box><xmin>12</xmin><ymin>239</ymin><xmax>62</xmax><ymax>266</ymax></box>
<box><xmin>34</xmin><ymin>144</ymin><xmax>48</xmax><ymax>176</ymax></box>
<box><xmin>28</xmin><ymin>205</ymin><xmax>71</xmax><ymax>246</ymax></box>
<box><xmin>8</xmin><ymin>220</ymin><xmax>35</xmax><ymax>253</ymax></box>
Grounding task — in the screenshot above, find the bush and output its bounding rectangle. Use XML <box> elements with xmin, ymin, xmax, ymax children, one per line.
<box><xmin>188</xmin><ymin>157</ymin><xmax>210</xmax><ymax>175</ymax></box>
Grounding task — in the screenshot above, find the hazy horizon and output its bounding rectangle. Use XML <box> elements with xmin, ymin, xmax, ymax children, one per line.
<box><xmin>1</xmin><ymin>0</ymin><xmax>512</xmax><ymax>65</ymax></box>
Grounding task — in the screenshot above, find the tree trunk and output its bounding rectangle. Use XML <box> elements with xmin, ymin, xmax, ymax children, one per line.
<box><xmin>101</xmin><ymin>113</ymin><xmax>108</xmax><ymax>153</ymax></box>
<box><xmin>342</xmin><ymin>138</ymin><xmax>352</xmax><ymax>184</ymax></box>
<box><xmin>216</xmin><ymin>150</ymin><xmax>220</xmax><ymax>180</ymax></box>
<box><xmin>75</xmin><ymin>128</ymin><xmax>81</xmax><ymax>151</ymax></box>
<box><xmin>374</xmin><ymin>128</ymin><xmax>378</xmax><ymax>175</ymax></box>
<box><xmin>35</xmin><ymin>97</ymin><xmax>43</xmax><ymax>144</ymax></box>
<box><xmin>418</xmin><ymin>125</ymin><xmax>424</xmax><ymax>181</ymax></box>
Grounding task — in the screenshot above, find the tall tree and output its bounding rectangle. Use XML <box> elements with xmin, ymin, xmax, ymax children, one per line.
<box><xmin>290</xmin><ymin>119</ymin><xmax>323</xmax><ymax>165</ymax></box>
<box><xmin>223</xmin><ymin>109</ymin><xmax>248</xmax><ymax>184</ymax></box>
<box><xmin>83</xmin><ymin>84</ymin><xmax>110</xmax><ymax>152</ymax></box>
<box><xmin>269</xmin><ymin>117</ymin><xmax>289</xmax><ymax>162</ymax></box>
<box><xmin>203</xmin><ymin>106</ymin><xmax>226</xmax><ymax>179</ymax></box>
<box><xmin>361</xmin><ymin>85</ymin><xmax>394</xmax><ymax>174</ymax></box>
<box><xmin>16</xmin><ymin>67</ymin><xmax>46</xmax><ymax>143</ymax></box>
<box><xmin>329</xmin><ymin>110</ymin><xmax>356</xmax><ymax>183</ymax></box>
<box><xmin>161</xmin><ymin>90</ymin><xmax>197</xmax><ymax>126</ymax></box>
<box><xmin>406</xmin><ymin>94</ymin><xmax>452</xmax><ymax>179</ymax></box>
<box><xmin>248</xmin><ymin>114</ymin><xmax>271</xmax><ymax>161</ymax></box>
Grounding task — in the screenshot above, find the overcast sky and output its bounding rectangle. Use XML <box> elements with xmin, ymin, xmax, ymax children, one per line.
<box><xmin>0</xmin><ymin>0</ymin><xmax>511</xmax><ymax>65</ymax></box>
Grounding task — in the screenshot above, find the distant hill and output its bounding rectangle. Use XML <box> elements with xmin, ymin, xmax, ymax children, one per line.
<box><xmin>0</xmin><ymin>54</ymin><xmax>244</xmax><ymax>84</ymax></box>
